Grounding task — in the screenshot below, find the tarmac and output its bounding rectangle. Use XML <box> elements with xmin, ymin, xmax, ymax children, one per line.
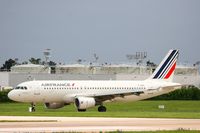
<box><xmin>0</xmin><ymin>116</ymin><xmax>200</xmax><ymax>132</ymax></box>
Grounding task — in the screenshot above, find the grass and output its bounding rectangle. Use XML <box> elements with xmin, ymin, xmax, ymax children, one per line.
<box><xmin>0</xmin><ymin>100</ymin><xmax>200</xmax><ymax>118</ymax></box>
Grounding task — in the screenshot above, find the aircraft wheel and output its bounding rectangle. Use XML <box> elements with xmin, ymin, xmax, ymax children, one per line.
<box><xmin>98</xmin><ymin>106</ymin><xmax>106</xmax><ymax>112</ymax></box>
<box><xmin>78</xmin><ymin>109</ymin><xmax>86</xmax><ymax>112</ymax></box>
<box><xmin>29</xmin><ymin>103</ymin><xmax>36</xmax><ymax>112</ymax></box>
<box><xmin>32</xmin><ymin>107</ymin><xmax>36</xmax><ymax>112</ymax></box>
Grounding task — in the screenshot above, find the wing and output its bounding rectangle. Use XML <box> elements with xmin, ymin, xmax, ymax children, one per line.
<box><xmin>73</xmin><ymin>84</ymin><xmax>182</xmax><ymax>104</ymax></box>
<box><xmin>76</xmin><ymin>89</ymin><xmax>145</xmax><ymax>104</ymax></box>
<box><xmin>94</xmin><ymin>91</ymin><xmax>144</xmax><ymax>103</ymax></box>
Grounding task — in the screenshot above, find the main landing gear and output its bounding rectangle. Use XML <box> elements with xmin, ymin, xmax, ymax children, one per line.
<box><xmin>77</xmin><ymin>106</ymin><xmax>107</xmax><ymax>112</ymax></box>
<box><xmin>77</xmin><ymin>109</ymin><xmax>86</xmax><ymax>112</ymax></box>
<box><xmin>29</xmin><ymin>103</ymin><xmax>36</xmax><ymax>112</ymax></box>
<box><xmin>98</xmin><ymin>105</ymin><xmax>106</xmax><ymax>112</ymax></box>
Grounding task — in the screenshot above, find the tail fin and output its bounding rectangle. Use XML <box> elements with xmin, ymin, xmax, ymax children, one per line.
<box><xmin>149</xmin><ymin>49</ymin><xmax>179</xmax><ymax>82</ymax></box>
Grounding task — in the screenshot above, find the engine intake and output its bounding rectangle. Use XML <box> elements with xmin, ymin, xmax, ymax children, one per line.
<box><xmin>75</xmin><ymin>97</ymin><xmax>96</xmax><ymax>110</ymax></box>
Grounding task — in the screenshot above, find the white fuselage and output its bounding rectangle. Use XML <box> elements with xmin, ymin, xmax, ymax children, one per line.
<box><xmin>8</xmin><ymin>80</ymin><xmax>181</xmax><ymax>104</ymax></box>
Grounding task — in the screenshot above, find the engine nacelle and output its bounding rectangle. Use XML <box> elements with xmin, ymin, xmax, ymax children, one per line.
<box><xmin>75</xmin><ymin>97</ymin><xmax>96</xmax><ymax>110</ymax></box>
<box><xmin>45</xmin><ymin>102</ymin><xmax>65</xmax><ymax>109</ymax></box>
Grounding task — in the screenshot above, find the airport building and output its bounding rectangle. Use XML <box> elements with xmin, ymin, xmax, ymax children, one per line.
<box><xmin>0</xmin><ymin>63</ymin><xmax>200</xmax><ymax>90</ymax></box>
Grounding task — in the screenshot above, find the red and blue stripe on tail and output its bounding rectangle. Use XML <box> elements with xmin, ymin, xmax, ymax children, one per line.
<box><xmin>149</xmin><ymin>49</ymin><xmax>179</xmax><ymax>81</ymax></box>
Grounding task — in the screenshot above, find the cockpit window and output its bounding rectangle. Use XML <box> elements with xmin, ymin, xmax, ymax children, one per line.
<box><xmin>15</xmin><ymin>86</ymin><xmax>28</xmax><ymax>90</ymax></box>
<box><xmin>15</xmin><ymin>87</ymin><xmax>20</xmax><ymax>89</ymax></box>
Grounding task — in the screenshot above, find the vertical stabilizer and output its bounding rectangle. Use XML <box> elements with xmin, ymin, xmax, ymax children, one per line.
<box><xmin>149</xmin><ymin>49</ymin><xmax>179</xmax><ymax>82</ymax></box>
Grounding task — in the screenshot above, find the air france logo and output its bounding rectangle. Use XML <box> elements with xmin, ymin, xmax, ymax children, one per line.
<box><xmin>41</xmin><ymin>83</ymin><xmax>75</xmax><ymax>87</ymax></box>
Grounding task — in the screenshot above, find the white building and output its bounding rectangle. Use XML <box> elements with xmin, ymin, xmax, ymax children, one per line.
<box><xmin>11</xmin><ymin>64</ymin><xmax>50</xmax><ymax>73</ymax></box>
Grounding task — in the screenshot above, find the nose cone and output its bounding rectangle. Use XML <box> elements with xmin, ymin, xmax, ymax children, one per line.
<box><xmin>8</xmin><ymin>90</ymin><xmax>17</xmax><ymax>101</ymax></box>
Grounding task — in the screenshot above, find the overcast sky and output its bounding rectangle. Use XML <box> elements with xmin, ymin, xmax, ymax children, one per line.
<box><xmin>0</xmin><ymin>0</ymin><xmax>200</xmax><ymax>65</ymax></box>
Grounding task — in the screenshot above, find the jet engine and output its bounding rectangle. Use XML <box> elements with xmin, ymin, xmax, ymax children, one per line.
<box><xmin>75</xmin><ymin>97</ymin><xmax>96</xmax><ymax>110</ymax></box>
<box><xmin>45</xmin><ymin>102</ymin><xmax>65</xmax><ymax>109</ymax></box>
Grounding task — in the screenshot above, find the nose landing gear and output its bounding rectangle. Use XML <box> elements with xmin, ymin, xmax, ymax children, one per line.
<box><xmin>29</xmin><ymin>103</ymin><xmax>36</xmax><ymax>112</ymax></box>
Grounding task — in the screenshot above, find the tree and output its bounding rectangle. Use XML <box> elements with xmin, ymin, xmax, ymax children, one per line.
<box><xmin>146</xmin><ymin>60</ymin><xmax>157</xmax><ymax>67</ymax></box>
<box><xmin>41</xmin><ymin>60</ymin><xmax>56</xmax><ymax>66</ymax></box>
<box><xmin>0</xmin><ymin>90</ymin><xmax>12</xmax><ymax>102</ymax></box>
<box><xmin>77</xmin><ymin>59</ymin><xmax>82</xmax><ymax>64</ymax></box>
<box><xmin>22</xmin><ymin>61</ymin><xmax>28</xmax><ymax>64</ymax></box>
<box><xmin>49</xmin><ymin>61</ymin><xmax>56</xmax><ymax>66</ymax></box>
<box><xmin>149</xmin><ymin>86</ymin><xmax>200</xmax><ymax>100</ymax></box>
<box><xmin>29</xmin><ymin>58</ymin><xmax>41</xmax><ymax>64</ymax></box>
<box><xmin>0</xmin><ymin>59</ymin><xmax>17</xmax><ymax>71</ymax></box>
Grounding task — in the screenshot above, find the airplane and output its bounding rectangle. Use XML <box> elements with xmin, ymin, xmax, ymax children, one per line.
<box><xmin>8</xmin><ymin>49</ymin><xmax>181</xmax><ymax>112</ymax></box>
